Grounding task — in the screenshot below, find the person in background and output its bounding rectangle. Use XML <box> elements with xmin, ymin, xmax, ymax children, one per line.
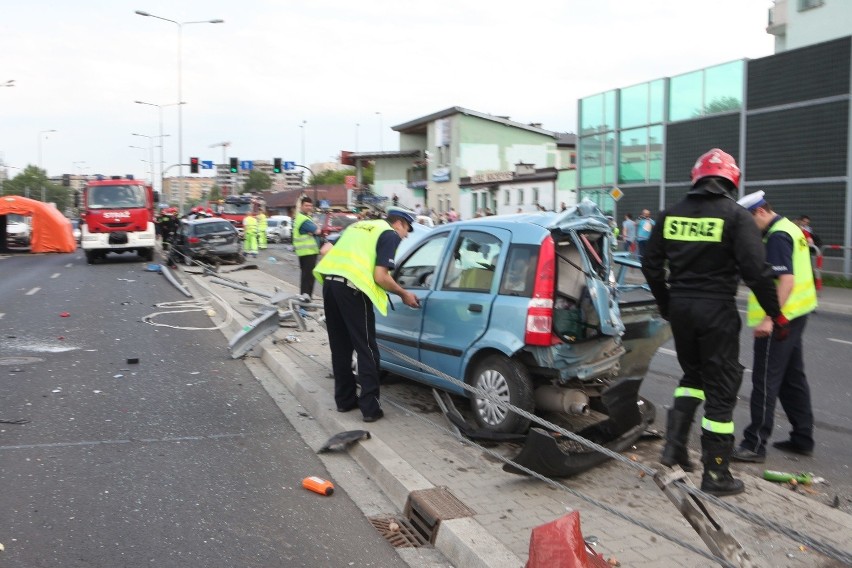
<box><xmin>243</xmin><ymin>211</ymin><xmax>258</xmax><ymax>257</ymax></box>
<box><xmin>293</xmin><ymin>197</ymin><xmax>322</xmax><ymax>298</ymax></box>
<box><xmin>635</xmin><ymin>209</ymin><xmax>655</xmax><ymax>260</ymax></box>
<box><xmin>622</xmin><ymin>213</ymin><xmax>636</xmax><ymax>253</ymax></box>
<box><xmin>732</xmin><ymin>191</ymin><xmax>818</xmax><ymax>463</ymax></box>
<box><xmin>256</xmin><ymin>208</ymin><xmax>268</xmax><ymax>250</ymax></box>
<box><xmin>641</xmin><ymin>148</ymin><xmax>785</xmax><ymax>497</ymax></box>
<box><xmin>313</xmin><ymin>206</ymin><xmax>420</xmax><ymax>423</ymax></box>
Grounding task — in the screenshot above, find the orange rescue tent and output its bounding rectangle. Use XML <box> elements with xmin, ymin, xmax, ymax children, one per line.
<box><xmin>1</xmin><ymin>195</ymin><xmax>76</xmax><ymax>253</ymax></box>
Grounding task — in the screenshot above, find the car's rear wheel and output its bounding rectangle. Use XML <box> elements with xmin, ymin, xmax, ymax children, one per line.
<box><xmin>470</xmin><ymin>354</ymin><xmax>534</xmax><ymax>434</ymax></box>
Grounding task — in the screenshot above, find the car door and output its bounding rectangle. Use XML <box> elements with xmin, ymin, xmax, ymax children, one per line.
<box><xmin>376</xmin><ymin>230</ymin><xmax>451</xmax><ymax>379</ymax></box>
<box><xmin>416</xmin><ymin>228</ymin><xmax>510</xmax><ymax>393</ymax></box>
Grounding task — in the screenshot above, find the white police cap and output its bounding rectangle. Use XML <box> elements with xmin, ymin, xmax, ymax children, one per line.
<box><xmin>385</xmin><ymin>206</ymin><xmax>415</xmax><ymax>230</ymax></box>
<box><xmin>737</xmin><ymin>190</ymin><xmax>767</xmax><ymax>212</ymax></box>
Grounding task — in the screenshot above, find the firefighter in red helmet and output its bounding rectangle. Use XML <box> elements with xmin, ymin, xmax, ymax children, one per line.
<box><xmin>641</xmin><ymin>148</ymin><xmax>788</xmax><ymax>496</ymax></box>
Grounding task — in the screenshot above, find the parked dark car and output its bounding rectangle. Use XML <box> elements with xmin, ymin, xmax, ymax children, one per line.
<box><xmin>172</xmin><ymin>218</ymin><xmax>244</xmax><ymax>264</ymax></box>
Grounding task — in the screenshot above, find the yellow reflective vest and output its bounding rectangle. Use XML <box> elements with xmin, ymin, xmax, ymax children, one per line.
<box><xmin>243</xmin><ymin>215</ymin><xmax>258</xmax><ymax>235</ymax></box>
<box><xmin>293</xmin><ymin>213</ymin><xmax>319</xmax><ymax>256</ymax></box>
<box><xmin>314</xmin><ymin>219</ymin><xmax>393</xmax><ymax>315</ymax></box>
<box><xmin>257</xmin><ymin>212</ymin><xmax>267</xmax><ymax>230</ymax></box>
<box><xmin>747</xmin><ymin>217</ymin><xmax>817</xmax><ymax>326</ymax></box>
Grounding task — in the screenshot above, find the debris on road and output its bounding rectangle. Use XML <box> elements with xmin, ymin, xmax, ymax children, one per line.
<box><xmin>302</xmin><ymin>476</ymin><xmax>334</xmax><ymax>496</ymax></box>
<box><xmin>318</xmin><ymin>430</ymin><xmax>371</xmax><ymax>453</ymax></box>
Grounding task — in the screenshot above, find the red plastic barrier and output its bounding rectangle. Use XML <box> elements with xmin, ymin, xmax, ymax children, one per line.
<box><xmin>526</xmin><ymin>511</ymin><xmax>610</xmax><ymax>568</ymax></box>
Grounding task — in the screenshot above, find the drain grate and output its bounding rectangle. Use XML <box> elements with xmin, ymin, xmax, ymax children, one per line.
<box><xmin>404</xmin><ymin>486</ymin><xmax>476</xmax><ymax>543</ymax></box>
<box><xmin>368</xmin><ymin>516</ymin><xmax>429</xmax><ymax>548</ymax></box>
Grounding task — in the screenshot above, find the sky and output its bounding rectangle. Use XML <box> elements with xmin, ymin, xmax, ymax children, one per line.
<box><xmin>0</xmin><ymin>0</ymin><xmax>776</xmax><ymax>185</ymax></box>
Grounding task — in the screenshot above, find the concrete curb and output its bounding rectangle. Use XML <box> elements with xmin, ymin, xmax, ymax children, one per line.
<box><xmin>195</xmin><ymin>272</ymin><xmax>523</xmax><ymax>568</ymax></box>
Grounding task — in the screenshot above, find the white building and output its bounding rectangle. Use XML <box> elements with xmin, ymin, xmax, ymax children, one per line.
<box><xmin>767</xmin><ymin>0</ymin><xmax>852</xmax><ymax>52</ymax></box>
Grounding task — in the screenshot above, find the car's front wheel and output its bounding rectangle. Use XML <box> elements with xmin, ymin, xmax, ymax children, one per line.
<box><xmin>470</xmin><ymin>354</ymin><xmax>534</xmax><ymax>434</ymax></box>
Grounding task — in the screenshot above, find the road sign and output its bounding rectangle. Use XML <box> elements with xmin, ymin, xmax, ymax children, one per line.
<box><xmin>610</xmin><ymin>187</ymin><xmax>624</xmax><ymax>201</ymax></box>
<box><xmin>344</xmin><ymin>175</ymin><xmax>356</xmax><ymax>189</ymax></box>
<box><xmin>283</xmin><ymin>161</ymin><xmax>295</xmax><ymax>171</ymax></box>
<box><xmin>201</xmin><ymin>160</ymin><xmax>214</xmax><ymax>170</ymax></box>
<box><xmin>240</xmin><ymin>160</ymin><xmax>253</xmax><ymax>171</ymax></box>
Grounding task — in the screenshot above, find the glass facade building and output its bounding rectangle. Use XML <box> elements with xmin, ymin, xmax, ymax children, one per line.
<box><xmin>576</xmin><ymin>37</ymin><xmax>852</xmax><ymax>276</ymax></box>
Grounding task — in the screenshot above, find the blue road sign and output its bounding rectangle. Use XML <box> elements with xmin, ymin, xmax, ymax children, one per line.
<box><xmin>283</xmin><ymin>161</ymin><xmax>295</xmax><ymax>171</ymax></box>
<box><xmin>240</xmin><ymin>160</ymin><xmax>253</xmax><ymax>171</ymax></box>
<box><xmin>201</xmin><ymin>160</ymin><xmax>214</xmax><ymax>170</ymax></box>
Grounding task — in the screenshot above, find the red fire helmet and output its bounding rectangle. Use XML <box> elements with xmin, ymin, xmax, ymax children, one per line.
<box><xmin>691</xmin><ymin>148</ymin><xmax>741</xmax><ymax>188</ymax></box>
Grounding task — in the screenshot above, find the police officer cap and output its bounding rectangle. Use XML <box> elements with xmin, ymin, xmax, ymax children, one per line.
<box><xmin>737</xmin><ymin>190</ymin><xmax>767</xmax><ymax>212</ymax></box>
<box><xmin>386</xmin><ymin>206</ymin><xmax>415</xmax><ymax>231</ymax></box>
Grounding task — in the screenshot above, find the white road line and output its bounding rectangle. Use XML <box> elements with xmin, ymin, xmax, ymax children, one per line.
<box><xmin>828</xmin><ymin>338</ymin><xmax>852</xmax><ymax>346</ymax></box>
<box><xmin>25</xmin><ymin>287</ymin><xmax>40</xmax><ymax>295</ymax></box>
<box><xmin>659</xmin><ymin>348</ymin><xmax>676</xmax><ymax>356</ymax></box>
<box><xmin>50</xmin><ymin>272</ymin><xmax>61</xmax><ymax>279</ymax></box>
<box><xmin>0</xmin><ymin>313</ymin><xmax>5</xmax><ymax>320</ymax></box>
<box><xmin>65</xmin><ymin>263</ymin><xmax>73</xmax><ymax>268</ymax></box>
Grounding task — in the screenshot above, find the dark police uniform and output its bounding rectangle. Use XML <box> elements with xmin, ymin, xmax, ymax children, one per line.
<box><xmin>314</xmin><ymin>220</ymin><xmax>402</xmax><ymax>421</ymax></box>
<box><xmin>642</xmin><ymin>174</ymin><xmax>782</xmax><ymax>495</ymax></box>
<box><xmin>736</xmin><ymin>214</ymin><xmax>817</xmax><ymax>459</ymax></box>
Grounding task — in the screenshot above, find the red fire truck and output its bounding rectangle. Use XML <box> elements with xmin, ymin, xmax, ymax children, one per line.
<box><xmin>79</xmin><ymin>176</ymin><xmax>157</xmax><ymax>264</ymax></box>
<box><xmin>211</xmin><ymin>194</ymin><xmax>264</xmax><ymax>232</ymax></box>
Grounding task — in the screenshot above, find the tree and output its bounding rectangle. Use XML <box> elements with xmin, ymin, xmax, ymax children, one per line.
<box><xmin>242</xmin><ymin>170</ymin><xmax>272</xmax><ymax>194</ymax></box>
<box><xmin>697</xmin><ymin>96</ymin><xmax>742</xmax><ymax>117</ymax></box>
<box><xmin>2</xmin><ymin>165</ymin><xmax>69</xmax><ymax>211</ymax></box>
<box><xmin>208</xmin><ymin>184</ymin><xmax>223</xmax><ymax>202</ymax></box>
<box><xmin>310</xmin><ymin>165</ymin><xmax>374</xmax><ymax>186</ymax></box>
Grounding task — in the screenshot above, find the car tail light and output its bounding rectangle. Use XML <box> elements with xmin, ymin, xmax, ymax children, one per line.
<box><xmin>188</xmin><ymin>237</ymin><xmax>200</xmax><ymax>244</ymax></box>
<box><xmin>524</xmin><ymin>235</ymin><xmax>556</xmax><ymax>346</ymax></box>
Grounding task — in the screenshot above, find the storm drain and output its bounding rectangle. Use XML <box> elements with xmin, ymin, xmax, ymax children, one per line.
<box><xmin>368</xmin><ymin>516</ymin><xmax>429</xmax><ymax>548</ymax></box>
<box><xmin>403</xmin><ymin>486</ymin><xmax>476</xmax><ymax>544</ymax></box>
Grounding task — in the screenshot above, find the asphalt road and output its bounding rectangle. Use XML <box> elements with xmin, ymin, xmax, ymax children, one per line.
<box><xmin>0</xmin><ymin>250</ymin><xmax>408</xmax><ymax>568</ymax></box>
<box><xmin>255</xmin><ymin>241</ymin><xmax>852</xmax><ymax>513</ymax></box>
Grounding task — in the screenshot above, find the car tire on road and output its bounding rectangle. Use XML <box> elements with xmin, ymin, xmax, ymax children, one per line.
<box><xmin>470</xmin><ymin>354</ymin><xmax>534</xmax><ymax>434</ymax></box>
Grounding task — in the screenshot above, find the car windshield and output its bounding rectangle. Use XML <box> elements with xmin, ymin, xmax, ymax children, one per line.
<box><xmin>87</xmin><ymin>185</ymin><xmax>146</xmax><ymax>209</ymax></box>
<box><xmin>331</xmin><ymin>215</ymin><xmax>358</xmax><ymax>228</ymax></box>
<box><xmin>222</xmin><ymin>202</ymin><xmax>252</xmax><ymax>215</ymax></box>
<box><xmin>267</xmin><ymin>219</ymin><xmax>279</xmax><ymax>227</ymax></box>
<box><xmin>194</xmin><ymin>221</ymin><xmax>234</xmax><ymax>236</ymax></box>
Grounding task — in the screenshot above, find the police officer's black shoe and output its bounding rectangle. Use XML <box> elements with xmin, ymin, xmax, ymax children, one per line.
<box><xmin>731</xmin><ymin>446</ymin><xmax>766</xmax><ymax>463</ymax></box>
<box><xmin>363</xmin><ymin>410</ymin><xmax>384</xmax><ymax>423</ymax></box>
<box><xmin>772</xmin><ymin>440</ymin><xmax>813</xmax><ymax>456</ymax></box>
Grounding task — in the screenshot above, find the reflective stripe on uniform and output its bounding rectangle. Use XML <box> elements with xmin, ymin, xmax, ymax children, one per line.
<box><xmin>674</xmin><ymin>386</ymin><xmax>706</xmax><ymax>401</ymax></box>
<box><xmin>702</xmin><ymin>417</ymin><xmax>735</xmax><ymax>434</ymax></box>
<box><xmin>663</xmin><ymin>216</ymin><xmax>724</xmax><ymax>242</ymax></box>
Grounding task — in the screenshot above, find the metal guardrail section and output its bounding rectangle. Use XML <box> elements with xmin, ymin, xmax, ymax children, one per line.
<box><xmin>228</xmin><ymin>308</ymin><xmax>280</xmax><ymax>359</ymax></box>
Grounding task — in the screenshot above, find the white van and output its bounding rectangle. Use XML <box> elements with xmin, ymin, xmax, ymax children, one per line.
<box><xmin>266</xmin><ymin>215</ymin><xmax>292</xmax><ymax>243</ymax></box>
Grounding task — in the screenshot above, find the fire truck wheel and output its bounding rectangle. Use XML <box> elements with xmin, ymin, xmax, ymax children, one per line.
<box><xmin>85</xmin><ymin>250</ymin><xmax>96</xmax><ymax>265</ymax></box>
<box><xmin>141</xmin><ymin>248</ymin><xmax>154</xmax><ymax>262</ymax></box>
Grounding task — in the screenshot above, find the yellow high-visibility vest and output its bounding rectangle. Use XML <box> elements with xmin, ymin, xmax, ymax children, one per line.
<box><xmin>314</xmin><ymin>219</ymin><xmax>393</xmax><ymax>315</ymax></box>
<box><xmin>293</xmin><ymin>213</ymin><xmax>319</xmax><ymax>256</ymax></box>
<box><xmin>747</xmin><ymin>217</ymin><xmax>817</xmax><ymax>326</ymax></box>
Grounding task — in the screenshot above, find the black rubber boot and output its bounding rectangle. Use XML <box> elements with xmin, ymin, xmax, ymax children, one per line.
<box><xmin>660</xmin><ymin>410</ymin><xmax>696</xmax><ymax>472</ymax></box>
<box><xmin>700</xmin><ymin>435</ymin><xmax>745</xmax><ymax>497</ymax></box>
<box><xmin>660</xmin><ymin>397</ymin><xmax>701</xmax><ymax>472</ymax></box>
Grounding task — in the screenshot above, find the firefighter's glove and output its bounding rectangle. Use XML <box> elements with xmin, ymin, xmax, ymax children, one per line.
<box><xmin>771</xmin><ymin>314</ymin><xmax>790</xmax><ymax>341</ymax></box>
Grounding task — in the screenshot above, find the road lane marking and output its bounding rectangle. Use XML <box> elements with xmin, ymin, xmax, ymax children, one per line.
<box><xmin>659</xmin><ymin>348</ymin><xmax>676</xmax><ymax>356</ymax></box>
<box><xmin>828</xmin><ymin>338</ymin><xmax>852</xmax><ymax>346</ymax></box>
<box><xmin>65</xmin><ymin>263</ymin><xmax>73</xmax><ymax>267</ymax></box>
<box><xmin>51</xmin><ymin>273</ymin><xmax>61</xmax><ymax>279</ymax></box>
<box><xmin>0</xmin><ymin>432</ymin><xmax>248</xmax><ymax>451</ymax></box>
<box><xmin>0</xmin><ymin>313</ymin><xmax>4</xmax><ymax>320</ymax></box>
<box><xmin>25</xmin><ymin>287</ymin><xmax>40</xmax><ymax>295</ymax></box>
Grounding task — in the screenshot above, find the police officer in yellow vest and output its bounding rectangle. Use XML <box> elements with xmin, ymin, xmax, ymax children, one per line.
<box><xmin>732</xmin><ymin>191</ymin><xmax>818</xmax><ymax>463</ymax></box>
<box><xmin>257</xmin><ymin>208</ymin><xmax>268</xmax><ymax>250</ymax></box>
<box><xmin>313</xmin><ymin>206</ymin><xmax>420</xmax><ymax>423</ymax></box>
<box><xmin>293</xmin><ymin>197</ymin><xmax>322</xmax><ymax>298</ymax></box>
<box><xmin>243</xmin><ymin>211</ymin><xmax>258</xmax><ymax>256</ymax></box>
<box><xmin>642</xmin><ymin>149</ymin><xmax>785</xmax><ymax>497</ymax></box>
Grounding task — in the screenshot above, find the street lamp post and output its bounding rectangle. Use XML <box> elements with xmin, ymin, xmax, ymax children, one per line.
<box><xmin>131</xmin><ymin>133</ymin><xmax>168</xmax><ymax>191</ymax></box>
<box><xmin>2</xmin><ymin>79</ymin><xmax>14</xmax><ymax>88</ymax></box>
<box><xmin>134</xmin><ymin>100</ymin><xmax>183</xmax><ymax>199</ymax></box>
<box><xmin>299</xmin><ymin>120</ymin><xmax>307</xmax><ymax>172</ymax></box>
<box><xmin>376</xmin><ymin>111</ymin><xmax>383</xmax><ymax>152</ymax></box>
<box><xmin>355</xmin><ymin>122</ymin><xmax>360</xmax><ymax>152</ymax></box>
<box><xmin>129</xmin><ymin>145</ymin><xmax>152</xmax><ymax>181</ymax></box>
<box><xmin>37</xmin><ymin>129</ymin><xmax>57</xmax><ymax>202</ymax></box>
<box><xmin>135</xmin><ymin>10</ymin><xmax>223</xmax><ymax>214</ymax></box>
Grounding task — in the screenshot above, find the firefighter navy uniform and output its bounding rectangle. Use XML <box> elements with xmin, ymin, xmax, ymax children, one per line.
<box><xmin>641</xmin><ymin>148</ymin><xmax>783</xmax><ymax>496</ymax></box>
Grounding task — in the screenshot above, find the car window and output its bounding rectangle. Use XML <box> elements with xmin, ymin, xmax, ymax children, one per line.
<box><xmin>499</xmin><ymin>244</ymin><xmax>538</xmax><ymax>297</ymax></box>
<box><xmin>195</xmin><ymin>221</ymin><xmax>234</xmax><ymax>236</ymax></box>
<box><xmin>267</xmin><ymin>219</ymin><xmax>279</xmax><ymax>227</ymax></box>
<box><xmin>395</xmin><ymin>233</ymin><xmax>450</xmax><ymax>288</ymax></box>
<box><xmin>442</xmin><ymin>231</ymin><xmax>503</xmax><ymax>292</ymax></box>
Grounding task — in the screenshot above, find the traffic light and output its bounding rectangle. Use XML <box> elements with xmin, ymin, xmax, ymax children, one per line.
<box><xmin>273</xmin><ymin>157</ymin><xmax>282</xmax><ymax>174</ymax></box>
<box><xmin>229</xmin><ymin>157</ymin><xmax>239</xmax><ymax>173</ymax></box>
<box><xmin>190</xmin><ymin>157</ymin><xmax>199</xmax><ymax>174</ymax></box>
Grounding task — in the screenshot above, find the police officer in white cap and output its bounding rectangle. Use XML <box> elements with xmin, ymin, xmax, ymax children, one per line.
<box><xmin>642</xmin><ymin>149</ymin><xmax>788</xmax><ymax>497</ymax></box>
<box><xmin>313</xmin><ymin>206</ymin><xmax>420</xmax><ymax>423</ymax></box>
<box><xmin>731</xmin><ymin>190</ymin><xmax>818</xmax><ymax>463</ymax></box>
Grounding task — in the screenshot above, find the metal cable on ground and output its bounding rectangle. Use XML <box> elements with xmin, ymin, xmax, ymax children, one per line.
<box><xmin>380</xmin><ymin>345</ymin><xmax>852</xmax><ymax>565</ymax></box>
<box><xmin>380</xmin><ymin>395</ymin><xmax>736</xmax><ymax>568</ymax></box>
